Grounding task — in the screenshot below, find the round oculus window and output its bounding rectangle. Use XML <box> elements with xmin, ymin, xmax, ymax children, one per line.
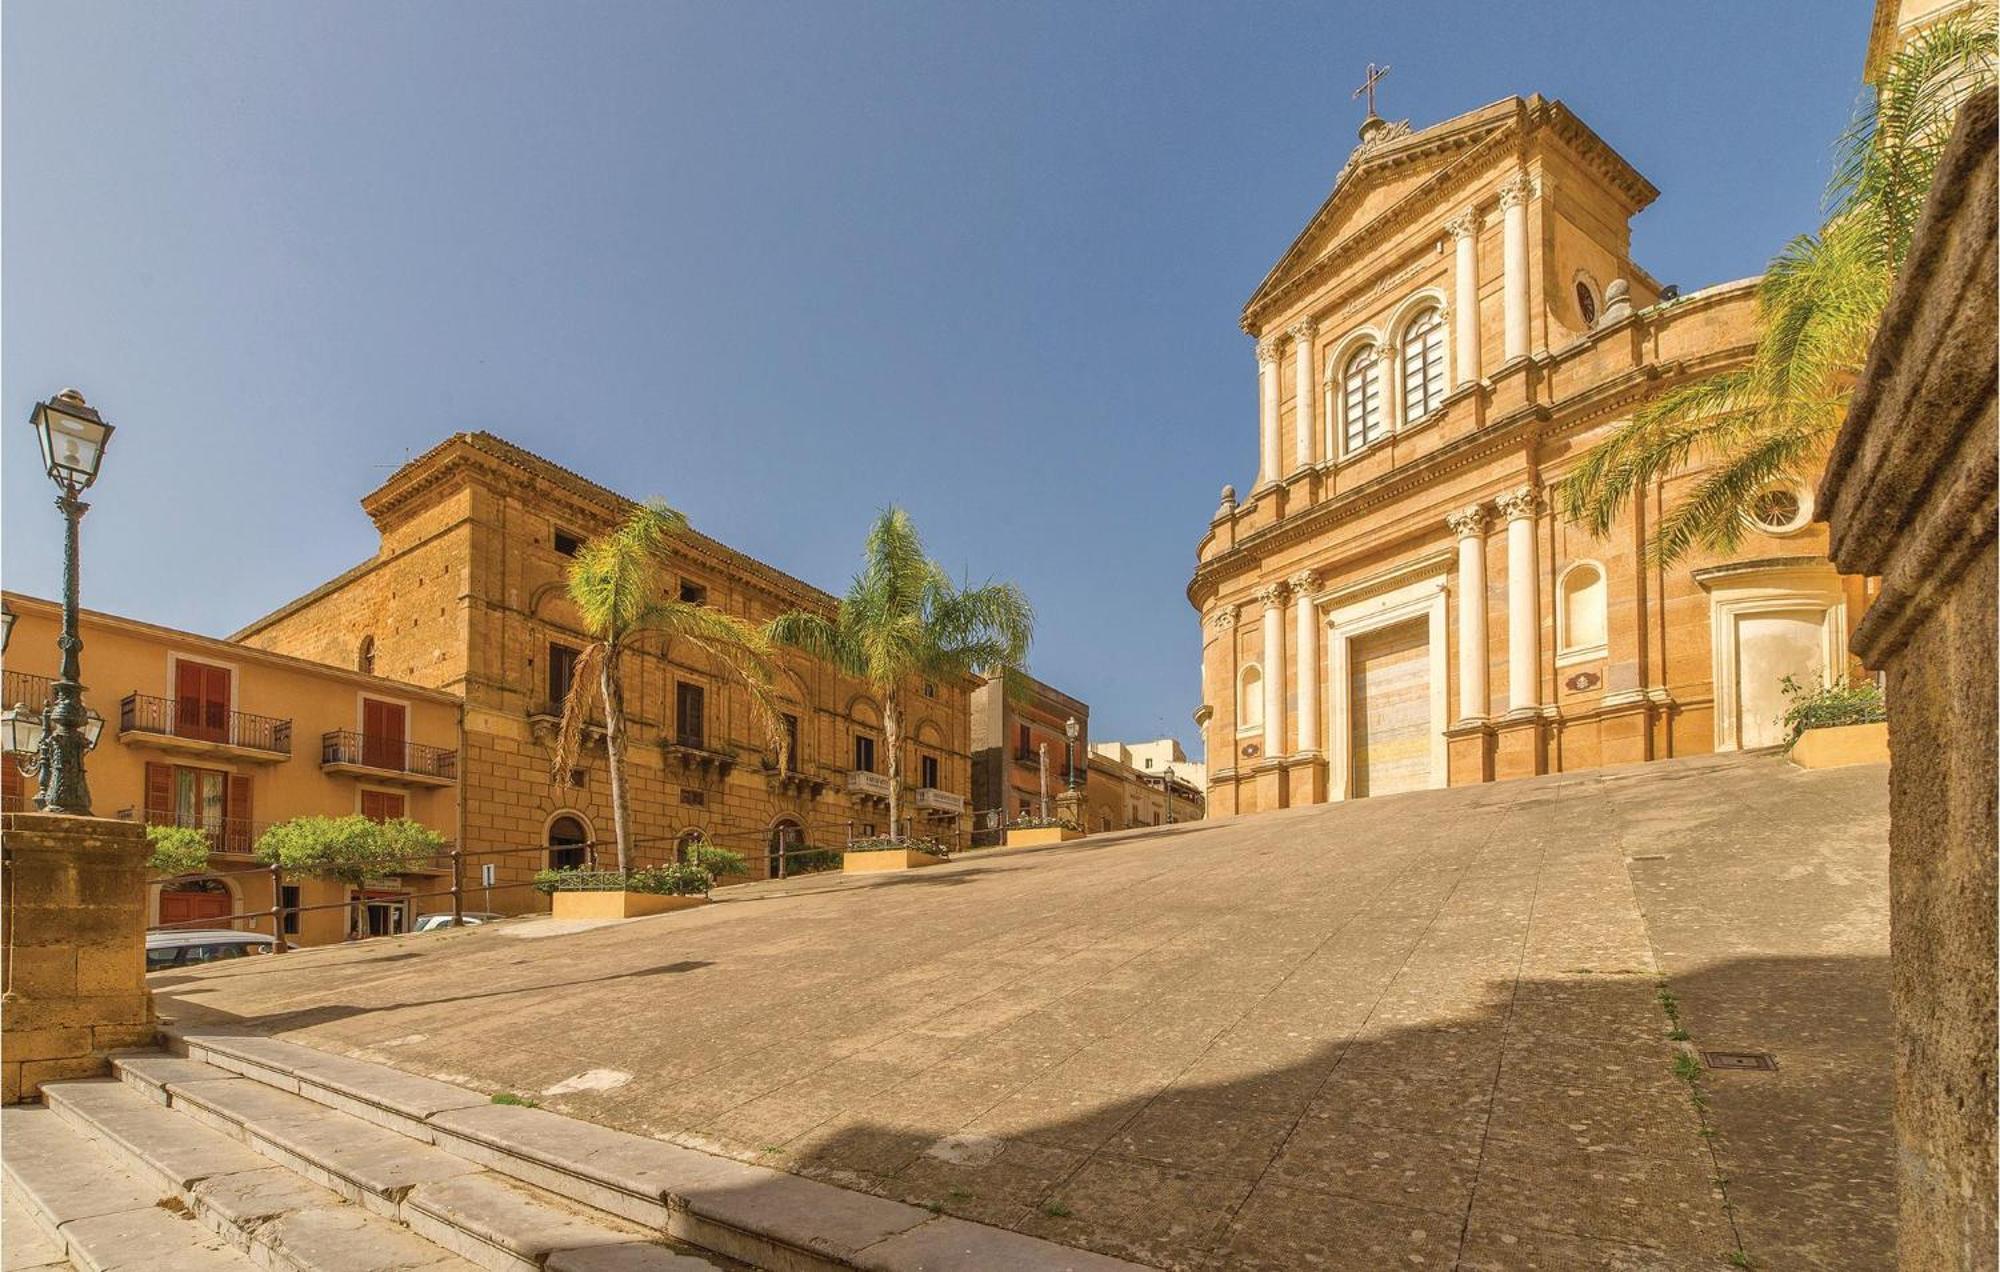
<box><xmin>1746</xmin><ymin>483</ymin><xmax>1810</xmax><ymax>535</ymax></box>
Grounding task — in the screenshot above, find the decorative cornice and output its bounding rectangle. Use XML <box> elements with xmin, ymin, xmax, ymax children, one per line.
<box><xmin>1496</xmin><ymin>484</ymin><xmax>1540</xmax><ymax>520</ymax></box>
<box><xmin>1446</xmin><ymin>504</ymin><xmax>1488</xmax><ymax>538</ymax></box>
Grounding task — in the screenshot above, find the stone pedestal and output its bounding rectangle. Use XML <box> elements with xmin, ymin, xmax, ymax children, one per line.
<box><xmin>1</xmin><ymin>814</ymin><xmax>156</xmax><ymax>1104</ymax></box>
<box><xmin>1490</xmin><ymin>715</ymin><xmax>1547</xmax><ymax>783</ymax></box>
<box><xmin>1444</xmin><ymin>722</ymin><xmax>1494</xmax><ymax>786</ymax></box>
<box><xmin>1818</xmin><ymin>87</ymin><xmax>1996</xmax><ymax>1272</ymax></box>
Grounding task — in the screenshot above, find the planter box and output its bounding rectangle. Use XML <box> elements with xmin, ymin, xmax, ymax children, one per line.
<box><xmin>842</xmin><ymin>848</ymin><xmax>947</xmax><ymax>873</ymax></box>
<box><xmin>1790</xmin><ymin>721</ymin><xmax>1890</xmax><ymax>770</ymax></box>
<box><xmin>550</xmin><ymin>891</ymin><xmax>710</xmax><ymax>920</ymax></box>
<box><xmin>1004</xmin><ymin>826</ymin><xmax>1085</xmax><ymax>847</ymax></box>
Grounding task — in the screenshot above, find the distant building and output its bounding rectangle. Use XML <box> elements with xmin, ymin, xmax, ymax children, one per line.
<box><xmin>2</xmin><ymin>591</ymin><xmax>461</xmax><ymax>946</ymax></box>
<box><xmin>1089</xmin><ymin>737</ymin><xmax>1205</xmax><ymax>794</ymax></box>
<box><xmin>969</xmin><ymin>669</ymin><xmax>1087</xmax><ymax>842</ymax></box>
<box><xmin>1083</xmin><ymin>750</ymin><xmax>1203</xmax><ymax>832</ymax></box>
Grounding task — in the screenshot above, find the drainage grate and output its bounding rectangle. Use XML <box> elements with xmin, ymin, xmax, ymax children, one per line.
<box><xmin>1701</xmin><ymin>1050</ymin><xmax>1778</xmax><ymax>1071</ymax></box>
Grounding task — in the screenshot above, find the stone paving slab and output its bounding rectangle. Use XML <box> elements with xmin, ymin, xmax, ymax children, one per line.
<box><xmin>155</xmin><ymin>753</ymin><xmax>1892</xmax><ymax>1270</ymax></box>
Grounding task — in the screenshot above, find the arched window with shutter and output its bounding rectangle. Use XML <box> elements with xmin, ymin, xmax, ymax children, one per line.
<box><xmin>1400</xmin><ymin>307</ymin><xmax>1447</xmax><ymax>423</ymax></box>
<box><xmin>1341</xmin><ymin>346</ymin><xmax>1384</xmax><ymax>453</ymax></box>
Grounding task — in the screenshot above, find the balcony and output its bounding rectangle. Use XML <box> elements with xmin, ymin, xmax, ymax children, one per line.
<box><xmin>845</xmin><ymin>769</ymin><xmax>891</xmax><ymax>802</ymax></box>
<box><xmin>3</xmin><ymin>670</ymin><xmax>52</xmax><ymax>717</ymax></box>
<box><xmin>119</xmin><ymin>693</ymin><xmax>293</xmax><ymax>763</ymax></box>
<box><xmin>320</xmin><ymin>730</ymin><xmax>457</xmax><ymax>787</ymax></box>
<box><xmin>913</xmin><ymin>787</ymin><xmax>965</xmax><ymax>815</ymax></box>
<box><xmin>141</xmin><ymin>810</ymin><xmax>264</xmax><ymax>856</ymax></box>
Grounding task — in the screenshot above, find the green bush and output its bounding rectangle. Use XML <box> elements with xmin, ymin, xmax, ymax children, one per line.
<box><xmin>785</xmin><ymin>848</ymin><xmax>843</xmax><ymax>875</ymax></box>
<box><xmin>145</xmin><ymin>824</ymin><xmax>212</xmax><ymax>877</ymax></box>
<box><xmin>532</xmin><ymin>863</ymin><xmax>715</xmax><ymax>896</ymax></box>
<box><xmin>846</xmin><ymin>836</ymin><xmax>949</xmax><ymax>856</ymax></box>
<box><xmin>683</xmin><ymin>840</ymin><xmax>749</xmax><ymax>879</ymax></box>
<box><xmin>1780</xmin><ymin>675</ymin><xmax>1886</xmax><ymax>748</ymax></box>
<box><xmin>254</xmin><ymin>815</ymin><xmax>445</xmax><ymax>887</ymax></box>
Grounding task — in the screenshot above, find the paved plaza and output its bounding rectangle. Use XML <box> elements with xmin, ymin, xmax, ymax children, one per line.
<box><xmin>154</xmin><ymin>752</ymin><xmax>1891</xmax><ymax>1270</ymax></box>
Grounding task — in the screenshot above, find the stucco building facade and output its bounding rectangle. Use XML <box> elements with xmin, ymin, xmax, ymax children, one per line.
<box><xmin>969</xmin><ymin>669</ymin><xmax>1089</xmax><ymax>841</ymax></box>
<box><xmin>2</xmin><ymin>592</ymin><xmax>461</xmax><ymax>946</ymax></box>
<box><xmin>1190</xmin><ymin>95</ymin><xmax>1868</xmax><ymax>815</ymax></box>
<box><xmin>232</xmin><ymin>432</ymin><xmax>972</xmax><ymax>903</ymax></box>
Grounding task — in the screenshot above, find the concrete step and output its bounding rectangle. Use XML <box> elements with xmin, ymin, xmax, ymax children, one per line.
<box><xmin>85</xmin><ymin>1053</ymin><xmax>739</xmax><ymax>1272</ymax></box>
<box><xmin>2</xmin><ymin>1185</ymin><xmax>71</xmax><ymax>1270</ymax></box>
<box><xmin>0</xmin><ymin>1104</ymin><xmax>246</xmax><ymax>1272</ymax></box>
<box><xmin>161</xmin><ymin>1031</ymin><xmax>1143</xmax><ymax>1271</ymax></box>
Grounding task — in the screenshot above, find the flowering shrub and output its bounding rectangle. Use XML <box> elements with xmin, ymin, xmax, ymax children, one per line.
<box><xmin>532</xmin><ymin>863</ymin><xmax>715</xmax><ymax>896</ymax></box>
<box><xmin>1780</xmin><ymin>675</ymin><xmax>1886</xmax><ymax>748</ymax></box>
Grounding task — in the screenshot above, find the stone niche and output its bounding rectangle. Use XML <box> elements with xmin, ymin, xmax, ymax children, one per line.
<box><xmin>1</xmin><ymin>813</ymin><xmax>156</xmax><ymax>1103</ymax></box>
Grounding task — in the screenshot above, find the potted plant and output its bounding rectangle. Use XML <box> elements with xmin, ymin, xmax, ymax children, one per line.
<box><xmin>1001</xmin><ymin>813</ymin><xmax>1084</xmax><ymax>848</ymax></box>
<box><xmin>1782</xmin><ymin>675</ymin><xmax>1889</xmax><ymax>768</ymax></box>
<box><xmin>841</xmin><ymin>834</ymin><xmax>951</xmax><ymax>873</ymax></box>
<box><xmin>533</xmin><ymin>861</ymin><xmax>717</xmax><ymax>919</ymax></box>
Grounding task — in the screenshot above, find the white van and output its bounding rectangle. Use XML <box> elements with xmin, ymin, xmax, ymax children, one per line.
<box><xmin>146</xmin><ymin>930</ymin><xmax>277</xmax><ymax>972</ymax></box>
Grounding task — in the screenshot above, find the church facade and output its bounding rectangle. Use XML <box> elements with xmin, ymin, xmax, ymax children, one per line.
<box><xmin>1189</xmin><ymin>95</ymin><xmax>1867</xmax><ymax>816</ymax></box>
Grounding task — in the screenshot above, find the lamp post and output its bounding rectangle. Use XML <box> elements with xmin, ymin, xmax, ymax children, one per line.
<box><xmin>23</xmin><ymin>389</ymin><xmax>113</xmax><ymax>816</ymax></box>
<box><xmin>1064</xmin><ymin>716</ymin><xmax>1079</xmax><ymax>792</ymax></box>
<box><xmin>1163</xmin><ymin>764</ymin><xmax>1176</xmax><ymax>825</ymax></box>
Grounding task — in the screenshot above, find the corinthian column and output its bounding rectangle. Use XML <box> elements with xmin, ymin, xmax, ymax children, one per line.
<box><xmin>1446</xmin><ymin>209</ymin><xmax>1481</xmax><ymax>386</ymax></box>
<box><xmin>1447</xmin><ymin>505</ymin><xmax>1489</xmax><ymax>722</ymax></box>
<box><xmin>1500</xmin><ymin>173</ymin><xmax>1531</xmax><ymax>363</ymax></box>
<box><xmin>1290</xmin><ymin>571</ymin><xmax>1320</xmax><ymax>753</ymax></box>
<box><xmin>1257</xmin><ymin>582</ymin><xmax>1288</xmax><ymax>755</ymax></box>
<box><xmin>1289</xmin><ymin>320</ymin><xmax>1317</xmax><ymax>471</ymax></box>
<box><xmin>1256</xmin><ymin>337</ymin><xmax>1282</xmax><ymax>488</ymax></box>
<box><xmin>1497</xmin><ymin>485</ymin><xmax>1541</xmax><ymax>713</ymax></box>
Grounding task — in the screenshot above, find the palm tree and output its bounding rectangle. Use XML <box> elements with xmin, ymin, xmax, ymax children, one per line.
<box><xmin>767</xmin><ymin>508</ymin><xmax>1033</xmax><ymax>842</ymax></box>
<box><xmin>1558</xmin><ymin>10</ymin><xmax>1994</xmax><ymax>564</ymax></box>
<box><xmin>550</xmin><ymin>502</ymin><xmax>786</xmax><ymax>875</ymax></box>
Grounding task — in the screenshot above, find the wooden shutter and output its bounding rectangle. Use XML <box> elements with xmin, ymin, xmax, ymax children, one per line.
<box><xmin>225</xmin><ymin>774</ymin><xmax>253</xmax><ymax>852</ymax></box>
<box><xmin>146</xmin><ymin>762</ymin><xmax>175</xmax><ymax>824</ymax></box>
<box><xmin>363</xmin><ymin>699</ymin><xmax>406</xmax><ymax>769</ymax></box>
<box><xmin>361</xmin><ymin>790</ymin><xmax>404</xmax><ymax>823</ymax></box>
<box><xmin>204</xmin><ymin>665</ymin><xmax>231</xmax><ymax>740</ymax></box>
<box><xmin>176</xmin><ymin>662</ymin><xmax>204</xmax><ymax>739</ymax></box>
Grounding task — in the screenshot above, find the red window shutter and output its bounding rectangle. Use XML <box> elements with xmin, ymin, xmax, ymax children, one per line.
<box><xmin>226</xmin><ymin>774</ymin><xmax>253</xmax><ymax>852</ymax></box>
<box><xmin>205</xmin><ymin>665</ymin><xmax>231</xmax><ymax>739</ymax></box>
<box><xmin>361</xmin><ymin>790</ymin><xmax>404</xmax><ymax>823</ymax></box>
<box><xmin>363</xmin><ymin>699</ymin><xmax>406</xmax><ymax>769</ymax></box>
<box><xmin>145</xmin><ymin>762</ymin><xmax>174</xmax><ymax>824</ymax></box>
<box><xmin>175</xmin><ymin>662</ymin><xmax>203</xmax><ymax>738</ymax></box>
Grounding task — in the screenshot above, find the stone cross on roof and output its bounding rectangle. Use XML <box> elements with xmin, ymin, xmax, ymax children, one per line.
<box><xmin>1352</xmin><ymin>62</ymin><xmax>1390</xmax><ymax>117</ymax></box>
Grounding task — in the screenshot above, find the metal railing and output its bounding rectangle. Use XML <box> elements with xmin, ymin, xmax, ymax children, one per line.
<box><xmin>320</xmin><ymin>730</ymin><xmax>457</xmax><ymax>780</ymax></box>
<box><xmin>143</xmin><ymin>810</ymin><xmax>266</xmax><ymax>855</ymax></box>
<box><xmin>121</xmin><ymin>693</ymin><xmax>294</xmax><ymax>756</ymax></box>
<box><xmin>3</xmin><ymin>670</ymin><xmax>53</xmax><ymax>716</ymax></box>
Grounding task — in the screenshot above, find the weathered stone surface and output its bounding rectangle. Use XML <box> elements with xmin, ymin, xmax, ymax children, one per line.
<box><xmin>0</xmin><ymin>1186</ymin><xmax>69</xmax><ymax>1270</ymax></box>
<box><xmin>854</xmin><ymin>1215</ymin><xmax>1140</xmax><ymax>1272</ymax></box>
<box><xmin>58</xmin><ymin>1205</ymin><xmax>248</xmax><ymax>1271</ymax></box>
<box><xmin>154</xmin><ymin>753</ymin><xmax>1891</xmax><ymax>1269</ymax></box>
<box><xmin>186</xmin><ymin>1033</ymin><xmax>489</xmax><ymax>1141</ymax></box>
<box><xmin>401</xmin><ymin>1172</ymin><xmax>654</xmax><ymax>1270</ymax></box>
<box><xmin>1820</xmin><ymin>84</ymin><xmax>1998</xmax><ymax>1272</ymax></box>
<box><xmin>42</xmin><ymin>1078</ymin><xmax>269</xmax><ymax>1193</ymax></box>
<box><xmin>0</xmin><ymin>1105</ymin><xmax>164</xmax><ymax>1226</ymax></box>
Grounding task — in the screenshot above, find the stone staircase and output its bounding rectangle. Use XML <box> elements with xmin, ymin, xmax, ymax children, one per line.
<box><xmin>2</xmin><ymin>1033</ymin><xmax>1138</xmax><ymax>1272</ymax></box>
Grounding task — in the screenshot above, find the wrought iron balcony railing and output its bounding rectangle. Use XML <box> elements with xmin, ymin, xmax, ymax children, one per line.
<box><xmin>320</xmin><ymin>730</ymin><xmax>457</xmax><ymax>780</ymax></box>
<box><xmin>120</xmin><ymin>693</ymin><xmax>294</xmax><ymax>757</ymax></box>
<box><xmin>2</xmin><ymin>670</ymin><xmax>53</xmax><ymax>716</ymax></box>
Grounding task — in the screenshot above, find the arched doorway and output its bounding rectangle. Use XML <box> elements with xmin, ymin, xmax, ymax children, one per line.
<box><xmin>768</xmin><ymin>819</ymin><xmax>803</xmax><ymax>879</ymax></box>
<box><xmin>547</xmin><ymin>813</ymin><xmax>591</xmax><ymax>871</ymax></box>
<box><xmin>159</xmin><ymin>879</ymin><xmax>232</xmax><ymax>929</ymax></box>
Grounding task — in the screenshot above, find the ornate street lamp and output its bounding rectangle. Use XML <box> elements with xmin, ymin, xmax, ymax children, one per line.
<box><xmin>1163</xmin><ymin>764</ymin><xmax>1176</xmax><ymax>825</ymax></box>
<box><xmin>1064</xmin><ymin>716</ymin><xmax>1079</xmax><ymax>792</ymax></box>
<box><xmin>25</xmin><ymin>388</ymin><xmax>113</xmax><ymax>815</ymax></box>
<box><xmin>1</xmin><ymin>600</ymin><xmax>14</xmax><ymax>652</ymax></box>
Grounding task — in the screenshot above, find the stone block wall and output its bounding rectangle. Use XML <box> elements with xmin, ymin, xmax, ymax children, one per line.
<box><xmin>1</xmin><ymin>814</ymin><xmax>155</xmax><ymax>1103</ymax></box>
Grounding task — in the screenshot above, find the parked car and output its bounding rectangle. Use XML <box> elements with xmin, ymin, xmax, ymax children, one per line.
<box><xmin>412</xmin><ymin>912</ymin><xmax>502</xmax><ymax>932</ymax></box>
<box><xmin>146</xmin><ymin>930</ymin><xmax>277</xmax><ymax>971</ymax></box>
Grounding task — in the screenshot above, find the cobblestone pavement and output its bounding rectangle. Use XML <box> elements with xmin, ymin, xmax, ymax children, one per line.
<box><xmin>156</xmin><ymin>751</ymin><xmax>1891</xmax><ymax>1270</ymax></box>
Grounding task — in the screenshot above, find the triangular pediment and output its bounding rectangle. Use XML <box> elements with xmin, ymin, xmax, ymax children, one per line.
<box><xmin>1243</xmin><ymin>98</ymin><xmax>1526</xmax><ymax>329</ymax></box>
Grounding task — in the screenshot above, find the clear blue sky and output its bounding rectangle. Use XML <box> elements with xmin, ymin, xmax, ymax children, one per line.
<box><xmin>2</xmin><ymin>2</ymin><xmax>1868</xmax><ymax>755</ymax></box>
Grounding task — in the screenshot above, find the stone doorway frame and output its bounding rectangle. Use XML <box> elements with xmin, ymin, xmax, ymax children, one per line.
<box><xmin>1695</xmin><ymin>558</ymin><xmax>1849</xmax><ymax>753</ymax></box>
<box><xmin>1322</xmin><ymin>572</ymin><xmax>1450</xmax><ymax>801</ymax></box>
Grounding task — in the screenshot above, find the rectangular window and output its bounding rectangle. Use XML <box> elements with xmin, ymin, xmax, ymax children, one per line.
<box><xmin>280</xmin><ymin>885</ymin><xmax>301</xmax><ymax>936</ymax></box>
<box><xmin>553</xmin><ymin>529</ymin><xmax>584</xmax><ymax>557</ymax></box>
<box><xmin>174</xmin><ymin>658</ymin><xmax>232</xmax><ymax>743</ymax></box>
<box><xmin>361</xmin><ymin>790</ymin><xmax>406</xmax><ymax>823</ymax></box>
<box><xmin>1016</xmin><ymin>723</ymin><xmax>1034</xmax><ymax>761</ymax></box>
<box><xmin>679</xmin><ymin>580</ymin><xmax>707</xmax><ymax>605</ymax></box>
<box><xmin>921</xmin><ymin>754</ymin><xmax>939</xmax><ymax>789</ymax></box>
<box><xmin>675</xmin><ymin>683</ymin><xmax>705</xmax><ymax>748</ymax></box>
<box><xmin>853</xmin><ymin>734</ymin><xmax>876</xmax><ymax>773</ymax></box>
<box><xmin>547</xmin><ymin>643</ymin><xmax>581</xmax><ymax>707</ymax></box>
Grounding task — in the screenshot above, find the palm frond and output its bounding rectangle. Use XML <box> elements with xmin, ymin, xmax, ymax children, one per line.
<box><xmin>1648</xmin><ymin>420</ymin><xmax>1833</xmax><ymax>565</ymax></box>
<box><xmin>634</xmin><ymin>599</ymin><xmax>790</xmax><ymax>764</ymax></box>
<box><xmin>548</xmin><ymin>641</ymin><xmax>606</xmax><ymax>782</ymax></box>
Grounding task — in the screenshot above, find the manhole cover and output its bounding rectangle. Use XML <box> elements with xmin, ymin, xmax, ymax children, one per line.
<box><xmin>1701</xmin><ymin>1050</ymin><xmax>1778</xmax><ymax>1071</ymax></box>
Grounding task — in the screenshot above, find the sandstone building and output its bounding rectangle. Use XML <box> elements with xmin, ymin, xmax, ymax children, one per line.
<box><xmin>1190</xmin><ymin>95</ymin><xmax>1868</xmax><ymax>815</ymax></box>
<box><xmin>2</xmin><ymin>592</ymin><xmax>461</xmax><ymax>946</ymax></box>
<box><xmin>233</xmin><ymin>432</ymin><xmax>972</xmax><ymax>901</ymax></box>
<box><xmin>969</xmin><ymin>669</ymin><xmax>1088</xmax><ymax>841</ymax></box>
<box><xmin>1082</xmin><ymin>749</ymin><xmax>1203</xmax><ymax>833</ymax></box>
